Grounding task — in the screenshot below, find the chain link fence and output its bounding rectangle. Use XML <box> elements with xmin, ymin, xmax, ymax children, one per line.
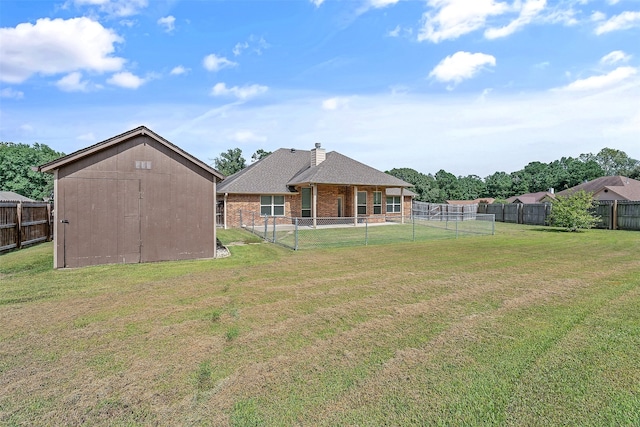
<box><xmin>236</xmin><ymin>210</ymin><xmax>495</xmax><ymax>250</ymax></box>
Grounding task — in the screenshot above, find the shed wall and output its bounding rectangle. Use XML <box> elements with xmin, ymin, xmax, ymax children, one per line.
<box><xmin>55</xmin><ymin>135</ymin><xmax>216</xmax><ymax>268</ymax></box>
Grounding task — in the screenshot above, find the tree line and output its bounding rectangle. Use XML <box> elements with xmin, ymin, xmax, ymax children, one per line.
<box><xmin>2</xmin><ymin>142</ymin><xmax>638</xmax><ymax>204</ymax></box>
<box><xmin>386</xmin><ymin>148</ymin><xmax>640</xmax><ymax>203</ymax></box>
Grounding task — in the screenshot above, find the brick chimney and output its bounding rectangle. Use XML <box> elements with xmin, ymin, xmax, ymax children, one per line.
<box><xmin>310</xmin><ymin>142</ymin><xmax>326</xmax><ymax>167</ymax></box>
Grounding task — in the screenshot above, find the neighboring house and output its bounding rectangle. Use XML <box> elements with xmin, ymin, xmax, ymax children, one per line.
<box><xmin>446</xmin><ymin>198</ymin><xmax>496</xmax><ymax>205</ymax></box>
<box><xmin>556</xmin><ymin>176</ymin><xmax>640</xmax><ymax>201</ymax></box>
<box><xmin>218</xmin><ymin>144</ymin><xmax>413</xmax><ymax>228</ymax></box>
<box><xmin>37</xmin><ymin>126</ymin><xmax>224</xmax><ymax>268</ymax></box>
<box><xmin>0</xmin><ymin>191</ymin><xmax>35</xmax><ymax>202</ymax></box>
<box><xmin>506</xmin><ymin>190</ymin><xmax>556</xmax><ymax>204</ymax></box>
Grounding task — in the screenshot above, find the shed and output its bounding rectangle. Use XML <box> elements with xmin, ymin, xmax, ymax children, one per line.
<box><xmin>38</xmin><ymin>126</ymin><xmax>224</xmax><ymax>268</ymax></box>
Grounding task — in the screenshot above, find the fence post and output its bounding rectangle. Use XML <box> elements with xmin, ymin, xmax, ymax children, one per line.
<box><xmin>294</xmin><ymin>218</ymin><xmax>299</xmax><ymax>250</ymax></box>
<box><xmin>264</xmin><ymin>216</ymin><xmax>268</xmax><ymax>241</ymax></box>
<box><xmin>365</xmin><ymin>217</ymin><xmax>368</xmax><ymax>245</ymax></box>
<box><xmin>251</xmin><ymin>212</ymin><xmax>255</xmax><ymax>233</ymax></box>
<box><xmin>612</xmin><ymin>200</ymin><xmax>618</xmax><ymax>230</ymax></box>
<box><xmin>455</xmin><ymin>218</ymin><xmax>458</xmax><ymax>238</ymax></box>
<box><xmin>412</xmin><ymin>215</ymin><xmax>415</xmax><ymax>241</ymax></box>
<box><xmin>272</xmin><ymin>216</ymin><xmax>276</xmax><ymax>243</ymax></box>
<box><xmin>46</xmin><ymin>203</ymin><xmax>53</xmax><ymax>241</ymax></box>
<box><xmin>16</xmin><ymin>202</ymin><xmax>23</xmax><ymax>249</ymax></box>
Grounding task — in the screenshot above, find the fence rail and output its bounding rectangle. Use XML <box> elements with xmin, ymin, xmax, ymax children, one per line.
<box><xmin>237</xmin><ymin>210</ymin><xmax>495</xmax><ymax>250</ymax></box>
<box><xmin>0</xmin><ymin>202</ymin><xmax>53</xmax><ymax>253</ymax></box>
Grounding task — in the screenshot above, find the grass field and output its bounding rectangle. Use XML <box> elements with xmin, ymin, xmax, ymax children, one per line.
<box><xmin>1</xmin><ymin>224</ymin><xmax>639</xmax><ymax>426</ymax></box>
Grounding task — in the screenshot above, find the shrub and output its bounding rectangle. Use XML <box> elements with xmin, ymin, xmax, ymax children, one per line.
<box><xmin>548</xmin><ymin>190</ymin><xmax>599</xmax><ymax>231</ymax></box>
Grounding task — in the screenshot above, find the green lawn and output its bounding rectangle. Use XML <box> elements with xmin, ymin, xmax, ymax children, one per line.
<box><xmin>1</xmin><ymin>224</ymin><xmax>639</xmax><ymax>426</ymax></box>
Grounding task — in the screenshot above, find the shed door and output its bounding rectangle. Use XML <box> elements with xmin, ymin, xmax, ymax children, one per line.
<box><xmin>60</xmin><ymin>178</ymin><xmax>140</xmax><ymax>267</ymax></box>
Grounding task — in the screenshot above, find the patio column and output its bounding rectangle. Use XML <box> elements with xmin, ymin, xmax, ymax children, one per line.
<box><xmin>401</xmin><ymin>188</ymin><xmax>405</xmax><ymax>224</ymax></box>
<box><xmin>312</xmin><ymin>184</ymin><xmax>317</xmax><ymax>228</ymax></box>
<box><xmin>223</xmin><ymin>193</ymin><xmax>228</xmax><ymax>229</ymax></box>
<box><xmin>354</xmin><ymin>185</ymin><xmax>358</xmax><ymax>226</ymax></box>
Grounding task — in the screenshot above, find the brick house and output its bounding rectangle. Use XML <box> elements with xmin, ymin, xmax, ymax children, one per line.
<box><xmin>217</xmin><ymin>144</ymin><xmax>413</xmax><ymax>228</ymax></box>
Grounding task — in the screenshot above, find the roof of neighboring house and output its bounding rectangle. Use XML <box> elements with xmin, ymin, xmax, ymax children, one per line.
<box><xmin>556</xmin><ymin>175</ymin><xmax>640</xmax><ymax>201</ymax></box>
<box><xmin>0</xmin><ymin>191</ymin><xmax>36</xmax><ymax>202</ymax></box>
<box><xmin>37</xmin><ymin>126</ymin><xmax>224</xmax><ymax>180</ymax></box>
<box><xmin>218</xmin><ymin>148</ymin><xmax>412</xmax><ymax>194</ymax></box>
<box><xmin>446</xmin><ymin>198</ymin><xmax>495</xmax><ymax>205</ymax></box>
<box><xmin>506</xmin><ymin>191</ymin><xmax>556</xmax><ymax>204</ymax></box>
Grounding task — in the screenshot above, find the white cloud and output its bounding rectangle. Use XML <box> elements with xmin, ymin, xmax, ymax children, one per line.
<box><xmin>55</xmin><ymin>71</ymin><xmax>91</xmax><ymax>92</ymax></box>
<box><xmin>210</xmin><ymin>82</ymin><xmax>268</xmax><ymax>100</ymax></box>
<box><xmin>418</xmin><ymin>0</ymin><xmax>510</xmax><ymax>43</ymax></box>
<box><xmin>157</xmin><ymin>16</ymin><xmax>175</xmax><ymax>33</ymax></box>
<box><xmin>170</xmin><ymin>65</ymin><xmax>189</xmax><ymax>75</ymax></box>
<box><xmin>595</xmin><ymin>11</ymin><xmax>640</xmax><ymax>35</ymax></box>
<box><xmin>233</xmin><ymin>35</ymin><xmax>270</xmax><ymax>56</ymax></box>
<box><xmin>368</xmin><ymin>0</ymin><xmax>400</xmax><ymax>8</ymax></box>
<box><xmin>429</xmin><ymin>51</ymin><xmax>496</xmax><ymax>86</ymax></box>
<box><xmin>591</xmin><ymin>11</ymin><xmax>606</xmax><ymax>22</ymax></box>
<box><xmin>231</xmin><ymin>130</ymin><xmax>267</xmax><ymax>143</ymax></box>
<box><xmin>560</xmin><ymin>67</ymin><xmax>637</xmax><ymax>91</ymax></box>
<box><xmin>0</xmin><ymin>17</ymin><xmax>124</xmax><ymax>84</ymax></box>
<box><xmin>310</xmin><ymin>0</ymin><xmax>325</xmax><ymax>7</ymax></box>
<box><xmin>107</xmin><ymin>71</ymin><xmax>146</xmax><ymax>89</ymax></box>
<box><xmin>600</xmin><ymin>50</ymin><xmax>631</xmax><ymax>66</ymax></box>
<box><xmin>0</xmin><ymin>88</ymin><xmax>24</xmax><ymax>99</ymax></box>
<box><xmin>203</xmin><ymin>54</ymin><xmax>237</xmax><ymax>72</ymax></box>
<box><xmin>387</xmin><ymin>25</ymin><xmax>401</xmax><ymax>37</ymax></box>
<box><xmin>322</xmin><ymin>97</ymin><xmax>350</xmax><ymax>110</ymax></box>
<box><xmin>485</xmin><ymin>0</ymin><xmax>546</xmax><ymax>39</ymax></box>
<box><xmin>69</xmin><ymin>0</ymin><xmax>148</xmax><ymax>17</ymax></box>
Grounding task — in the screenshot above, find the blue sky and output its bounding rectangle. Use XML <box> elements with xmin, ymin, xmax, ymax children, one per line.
<box><xmin>1</xmin><ymin>0</ymin><xmax>639</xmax><ymax>177</ymax></box>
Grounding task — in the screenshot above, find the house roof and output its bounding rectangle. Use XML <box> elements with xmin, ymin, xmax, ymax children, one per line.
<box><xmin>0</xmin><ymin>191</ymin><xmax>36</xmax><ymax>202</ymax></box>
<box><xmin>506</xmin><ymin>191</ymin><xmax>555</xmax><ymax>204</ymax></box>
<box><xmin>556</xmin><ymin>175</ymin><xmax>640</xmax><ymax>201</ymax></box>
<box><xmin>37</xmin><ymin>126</ymin><xmax>224</xmax><ymax>180</ymax></box>
<box><xmin>218</xmin><ymin>148</ymin><xmax>412</xmax><ymax>194</ymax></box>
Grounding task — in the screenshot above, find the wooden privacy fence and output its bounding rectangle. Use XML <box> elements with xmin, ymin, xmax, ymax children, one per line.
<box><xmin>0</xmin><ymin>202</ymin><xmax>53</xmax><ymax>252</ymax></box>
<box><xmin>478</xmin><ymin>201</ymin><xmax>640</xmax><ymax>231</ymax></box>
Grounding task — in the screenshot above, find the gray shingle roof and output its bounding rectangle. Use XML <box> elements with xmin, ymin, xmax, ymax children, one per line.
<box><xmin>0</xmin><ymin>191</ymin><xmax>36</xmax><ymax>202</ymax></box>
<box><xmin>217</xmin><ymin>148</ymin><xmax>412</xmax><ymax>194</ymax></box>
<box><xmin>556</xmin><ymin>176</ymin><xmax>640</xmax><ymax>201</ymax></box>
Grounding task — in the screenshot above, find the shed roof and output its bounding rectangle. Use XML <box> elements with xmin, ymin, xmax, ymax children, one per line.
<box><xmin>218</xmin><ymin>148</ymin><xmax>412</xmax><ymax>194</ymax></box>
<box><xmin>37</xmin><ymin>126</ymin><xmax>224</xmax><ymax>180</ymax></box>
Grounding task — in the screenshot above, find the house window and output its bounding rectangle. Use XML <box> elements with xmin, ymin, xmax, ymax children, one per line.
<box><xmin>301</xmin><ymin>188</ymin><xmax>311</xmax><ymax>217</ymax></box>
<box><xmin>373</xmin><ymin>191</ymin><xmax>382</xmax><ymax>214</ymax></box>
<box><xmin>386</xmin><ymin>196</ymin><xmax>401</xmax><ymax>213</ymax></box>
<box><xmin>260</xmin><ymin>195</ymin><xmax>285</xmax><ymax>216</ymax></box>
<box><xmin>357</xmin><ymin>191</ymin><xmax>367</xmax><ymax>215</ymax></box>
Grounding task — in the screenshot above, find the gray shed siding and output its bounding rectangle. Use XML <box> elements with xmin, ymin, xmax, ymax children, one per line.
<box><xmin>54</xmin><ymin>134</ymin><xmax>216</xmax><ymax>268</ymax></box>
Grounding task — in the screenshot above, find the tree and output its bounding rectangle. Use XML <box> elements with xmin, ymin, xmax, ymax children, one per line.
<box><xmin>251</xmin><ymin>149</ymin><xmax>272</xmax><ymax>162</ymax></box>
<box><xmin>580</xmin><ymin>148</ymin><xmax>639</xmax><ymax>176</ymax></box>
<box><xmin>213</xmin><ymin>148</ymin><xmax>246</xmax><ymax>176</ymax></box>
<box><xmin>0</xmin><ymin>142</ymin><xmax>64</xmax><ymax>200</ymax></box>
<box><xmin>484</xmin><ymin>171</ymin><xmax>513</xmax><ymax>199</ymax></box>
<box><xmin>548</xmin><ymin>190</ymin><xmax>599</xmax><ymax>232</ymax></box>
<box><xmin>386</xmin><ymin>168</ymin><xmax>440</xmax><ymax>202</ymax></box>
